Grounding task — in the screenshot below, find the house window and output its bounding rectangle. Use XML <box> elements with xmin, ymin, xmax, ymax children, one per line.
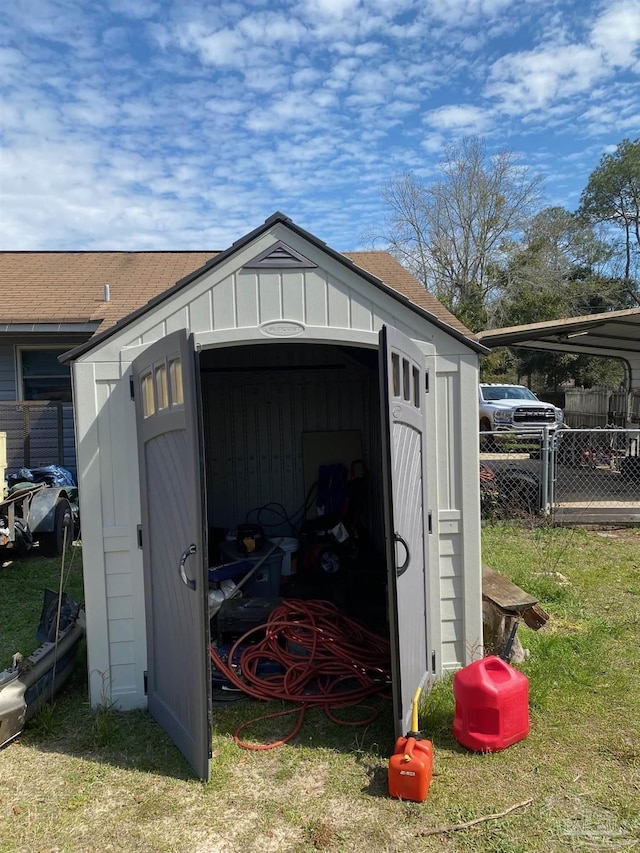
<box><xmin>20</xmin><ymin>349</ymin><xmax>72</xmax><ymax>401</ymax></box>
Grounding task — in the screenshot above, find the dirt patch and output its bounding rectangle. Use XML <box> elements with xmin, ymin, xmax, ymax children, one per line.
<box><xmin>593</xmin><ymin>526</ymin><xmax>640</xmax><ymax>540</ymax></box>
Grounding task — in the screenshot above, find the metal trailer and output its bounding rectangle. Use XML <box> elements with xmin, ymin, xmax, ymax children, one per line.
<box><xmin>0</xmin><ymin>484</ymin><xmax>75</xmax><ymax>556</ymax></box>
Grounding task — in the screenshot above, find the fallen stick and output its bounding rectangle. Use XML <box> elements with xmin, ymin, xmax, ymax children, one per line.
<box><xmin>418</xmin><ymin>798</ymin><xmax>534</xmax><ymax>837</ymax></box>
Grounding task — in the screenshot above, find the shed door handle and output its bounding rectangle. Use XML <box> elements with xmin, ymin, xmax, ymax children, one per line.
<box><xmin>394</xmin><ymin>533</ymin><xmax>410</xmax><ymax>577</ymax></box>
<box><xmin>179</xmin><ymin>543</ymin><xmax>197</xmax><ymax>590</ymax></box>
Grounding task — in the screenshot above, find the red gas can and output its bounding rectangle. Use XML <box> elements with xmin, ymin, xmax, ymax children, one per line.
<box><xmin>388</xmin><ymin>736</ymin><xmax>433</xmax><ymax>802</ymax></box>
<box><xmin>453</xmin><ymin>655</ymin><xmax>529</xmax><ymax>752</ymax></box>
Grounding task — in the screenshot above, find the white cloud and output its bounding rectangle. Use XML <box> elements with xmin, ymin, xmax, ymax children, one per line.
<box><xmin>424</xmin><ymin>104</ymin><xmax>492</xmax><ymax>133</ymax></box>
<box><xmin>486</xmin><ymin>44</ymin><xmax>606</xmax><ymax>113</ymax></box>
<box><xmin>237</xmin><ymin>12</ymin><xmax>307</xmax><ymax>43</ymax></box>
<box><xmin>423</xmin><ymin>0</ymin><xmax>515</xmax><ymax>27</ymax></box>
<box><xmin>591</xmin><ymin>0</ymin><xmax>640</xmax><ymax>67</ymax></box>
<box><xmin>175</xmin><ymin>23</ymin><xmax>246</xmax><ymax>67</ymax></box>
<box><xmin>300</xmin><ymin>0</ymin><xmax>361</xmax><ymax>18</ymax></box>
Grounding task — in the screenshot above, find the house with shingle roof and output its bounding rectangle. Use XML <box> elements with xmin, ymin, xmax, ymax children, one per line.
<box><xmin>0</xmin><ymin>221</ymin><xmax>474</xmax><ymax>473</ymax></box>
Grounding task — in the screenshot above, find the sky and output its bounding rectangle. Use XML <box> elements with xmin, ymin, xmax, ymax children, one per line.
<box><xmin>1</xmin><ymin>0</ymin><xmax>639</xmax><ymax>252</ymax></box>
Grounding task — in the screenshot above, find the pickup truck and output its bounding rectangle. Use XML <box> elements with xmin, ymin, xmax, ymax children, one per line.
<box><xmin>479</xmin><ymin>384</ymin><xmax>563</xmax><ymax>446</ymax></box>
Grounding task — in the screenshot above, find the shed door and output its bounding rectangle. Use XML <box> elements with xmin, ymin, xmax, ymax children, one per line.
<box><xmin>133</xmin><ymin>329</ymin><xmax>211</xmax><ymax>782</ymax></box>
<box><xmin>379</xmin><ymin>325</ymin><xmax>432</xmax><ymax>738</ymax></box>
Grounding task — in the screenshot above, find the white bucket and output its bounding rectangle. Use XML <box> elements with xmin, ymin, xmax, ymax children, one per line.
<box><xmin>271</xmin><ymin>536</ymin><xmax>299</xmax><ymax>576</ymax></box>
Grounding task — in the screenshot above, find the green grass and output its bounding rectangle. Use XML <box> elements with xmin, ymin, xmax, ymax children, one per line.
<box><xmin>1</xmin><ymin>527</ymin><xmax>639</xmax><ymax>852</ymax></box>
<box><xmin>0</xmin><ymin>543</ymin><xmax>84</xmax><ymax>666</ymax></box>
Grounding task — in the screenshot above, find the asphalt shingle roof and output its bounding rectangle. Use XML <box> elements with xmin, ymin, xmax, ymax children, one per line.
<box><xmin>0</xmin><ymin>249</ymin><xmax>473</xmax><ymax>340</ymax></box>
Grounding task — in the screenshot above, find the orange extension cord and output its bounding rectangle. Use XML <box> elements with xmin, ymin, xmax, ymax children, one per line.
<box><xmin>209</xmin><ymin>599</ymin><xmax>392</xmax><ymax>750</ymax></box>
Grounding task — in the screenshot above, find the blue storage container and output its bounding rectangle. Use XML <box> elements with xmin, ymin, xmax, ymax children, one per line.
<box><xmin>208</xmin><ymin>560</ymin><xmax>254</xmax><ymax>584</ymax></box>
<box><xmin>214</xmin><ymin>541</ymin><xmax>283</xmax><ymax>598</ymax></box>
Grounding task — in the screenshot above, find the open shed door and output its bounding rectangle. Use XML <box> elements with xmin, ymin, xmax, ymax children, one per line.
<box><xmin>379</xmin><ymin>325</ymin><xmax>432</xmax><ymax>739</ymax></box>
<box><xmin>133</xmin><ymin>329</ymin><xmax>211</xmax><ymax>781</ymax></box>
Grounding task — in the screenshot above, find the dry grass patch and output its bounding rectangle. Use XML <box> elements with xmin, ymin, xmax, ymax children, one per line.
<box><xmin>2</xmin><ymin>527</ymin><xmax>640</xmax><ymax>852</ymax></box>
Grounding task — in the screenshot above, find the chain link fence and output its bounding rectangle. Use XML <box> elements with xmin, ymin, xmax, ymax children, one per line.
<box><xmin>480</xmin><ymin>427</ymin><xmax>640</xmax><ymax>524</ymax></box>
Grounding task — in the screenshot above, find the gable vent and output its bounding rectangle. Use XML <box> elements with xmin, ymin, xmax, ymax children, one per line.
<box><xmin>243</xmin><ymin>241</ymin><xmax>317</xmax><ymax>270</ymax></box>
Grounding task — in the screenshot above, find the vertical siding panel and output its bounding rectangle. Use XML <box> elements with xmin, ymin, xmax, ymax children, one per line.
<box><xmin>0</xmin><ymin>346</ymin><xmax>16</xmax><ymax>399</ymax></box>
<box><xmin>236</xmin><ymin>270</ymin><xmax>259</xmax><ymax>327</ymax></box>
<box><xmin>327</xmin><ymin>280</ymin><xmax>350</xmax><ymax>328</ymax></box>
<box><xmin>304</xmin><ymin>270</ymin><xmax>328</xmax><ymax>326</ymax></box>
<box><xmin>458</xmin><ymin>354</ymin><xmax>484</xmax><ymax>664</ymax></box>
<box><xmin>165</xmin><ymin>306</ymin><xmax>189</xmax><ymax>335</ymax></box>
<box><xmin>141</xmin><ymin>321</ymin><xmax>167</xmax><ymax>344</ymax></box>
<box><xmin>351</xmin><ymin>299</ymin><xmax>374</xmax><ymax>332</ymax></box>
<box><xmin>211</xmin><ymin>276</ymin><xmax>236</xmax><ymax>330</ymax></box>
<box><xmin>96</xmin><ymin>381</ymin><xmax>117</xmax><ymax>528</ymax></box>
<box><xmin>188</xmin><ymin>292</ymin><xmax>213</xmax><ymax>333</ymax></box>
<box><xmin>282</xmin><ymin>271</ymin><xmax>305</xmax><ymax>321</ymax></box>
<box><xmin>436</xmin><ymin>371</ymin><xmax>457</xmax><ymax>510</ymax></box>
<box><xmin>72</xmin><ymin>360</ymin><xmax>111</xmax><ymax>708</ymax></box>
<box><xmin>258</xmin><ymin>272</ymin><xmax>282</xmax><ymax>324</ymax></box>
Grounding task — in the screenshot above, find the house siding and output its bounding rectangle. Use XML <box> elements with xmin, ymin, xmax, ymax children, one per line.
<box><xmin>0</xmin><ymin>346</ymin><xmax>16</xmax><ymax>399</ymax></box>
<box><xmin>0</xmin><ymin>336</ymin><xmax>89</xmax><ymax>474</ymax></box>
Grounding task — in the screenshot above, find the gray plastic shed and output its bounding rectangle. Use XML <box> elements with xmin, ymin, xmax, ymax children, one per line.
<box><xmin>64</xmin><ymin>212</ymin><xmax>486</xmax><ymax>780</ymax></box>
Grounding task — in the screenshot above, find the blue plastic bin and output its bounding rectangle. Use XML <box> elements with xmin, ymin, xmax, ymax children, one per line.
<box><xmin>212</xmin><ymin>541</ymin><xmax>283</xmax><ymax>598</ymax></box>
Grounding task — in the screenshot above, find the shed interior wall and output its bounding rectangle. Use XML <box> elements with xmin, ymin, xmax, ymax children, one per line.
<box><xmin>199</xmin><ymin>341</ymin><xmax>388</xmax><ymax>633</ymax></box>
<box><xmin>200</xmin><ymin>342</ymin><xmax>383</xmax><ymax>547</ymax></box>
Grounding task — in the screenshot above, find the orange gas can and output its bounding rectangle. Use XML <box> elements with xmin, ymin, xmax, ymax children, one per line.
<box><xmin>388</xmin><ymin>735</ymin><xmax>433</xmax><ymax>802</ymax></box>
<box><xmin>388</xmin><ymin>686</ymin><xmax>433</xmax><ymax>802</ymax></box>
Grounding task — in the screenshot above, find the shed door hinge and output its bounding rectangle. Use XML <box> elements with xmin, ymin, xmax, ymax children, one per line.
<box><xmin>130</xmin><ymin>375</ymin><xmax>135</xmax><ymax>400</ymax></box>
<box><xmin>143</xmin><ymin>671</ymin><xmax>148</xmax><ymax>695</ymax></box>
<box><xmin>431</xmin><ymin>650</ymin><xmax>436</xmax><ymax>674</ymax></box>
<box><xmin>427</xmin><ymin>511</ymin><xmax>432</xmax><ymax>534</ymax></box>
<box><xmin>425</xmin><ymin>371</ymin><xmax>429</xmax><ymax>393</ymax></box>
<box><xmin>137</xmin><ymin>525</ymin><xmax>143</xmax><ymax>549</ymax></box>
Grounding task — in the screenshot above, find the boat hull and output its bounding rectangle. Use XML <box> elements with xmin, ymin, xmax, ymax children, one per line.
<box><xmin>0</xmin><ymin>613</ymin><xmax>85</xmax><ymax>749</ymax></box>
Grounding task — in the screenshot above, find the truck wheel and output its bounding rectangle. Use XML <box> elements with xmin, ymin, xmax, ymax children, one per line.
<box><xmin>39</xmin><ymin>497</ymin><xmax>74</xmax><ymax>557</ymax></box>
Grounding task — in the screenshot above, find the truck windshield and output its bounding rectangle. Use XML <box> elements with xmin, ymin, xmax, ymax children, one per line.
<box><xmin>481</xmin><ymin>386</ymin><xmax>538</xmax><ymax>402</ymax></box>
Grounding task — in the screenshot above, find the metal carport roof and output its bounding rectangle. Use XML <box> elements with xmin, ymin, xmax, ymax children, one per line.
<box><xmin>477</xmin><ymin>306</ymin><xmax>640</xmax><ymax>390</ymax></box>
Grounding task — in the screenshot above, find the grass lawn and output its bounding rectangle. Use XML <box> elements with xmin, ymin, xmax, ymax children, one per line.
<box><xmin>1</xmin><ymin>525</ymin><xmax>639</xmax><ymax>853</ymax></box>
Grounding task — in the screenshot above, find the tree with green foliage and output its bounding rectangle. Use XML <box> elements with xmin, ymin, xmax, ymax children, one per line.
<box><xmin>487</xmin><ymin>206</ymin><xmax>628</xmax><ymax>389</ymax></box>
<box><xmin>578</xmin><ymin>138</ymin><xmax>640</xmax><ymax>299</ymax></box>
<box><xmin>490</xmin><ymin>206</ymin><xmax>626</xmax><ymax>328</ymax></box>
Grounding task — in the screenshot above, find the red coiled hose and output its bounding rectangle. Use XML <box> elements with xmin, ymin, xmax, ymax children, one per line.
<box><xmin>210</xmin><ymin>599</ymin><xmax>391</xmax><ymax>750</ymax></box>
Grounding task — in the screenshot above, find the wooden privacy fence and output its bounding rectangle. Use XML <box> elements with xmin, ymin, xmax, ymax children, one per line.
<box><xmin>563</xmin><ymin>386</ymin><xmax>640</xmax><ymax>428</ymax></box>
<box><xmin>0</xmin><ymin>401</ymin><xmax>76</xmax><ymax>477</ymax></box>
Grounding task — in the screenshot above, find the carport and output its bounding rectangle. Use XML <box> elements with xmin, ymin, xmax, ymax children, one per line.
<box><xmin>478</xmin><ymin>308</ymin><xmax>640</xmax><ymax>524</ymax></box>
<box><xmin>477</xmin><ymin>306</ymin><xmax>640</xmax><ymax>396</ymax></box>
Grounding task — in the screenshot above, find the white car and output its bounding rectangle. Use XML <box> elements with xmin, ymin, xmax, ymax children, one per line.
<box><xmin>479</xmin><ymin>384</ymin><xmax>563</xmax><ymax>443</ymax></box>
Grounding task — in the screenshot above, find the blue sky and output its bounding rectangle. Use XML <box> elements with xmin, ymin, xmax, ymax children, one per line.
<box><xmin>1</xmin><ymin>0</ymin><xmax>639</xmax><ymax>252</ymax></box>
